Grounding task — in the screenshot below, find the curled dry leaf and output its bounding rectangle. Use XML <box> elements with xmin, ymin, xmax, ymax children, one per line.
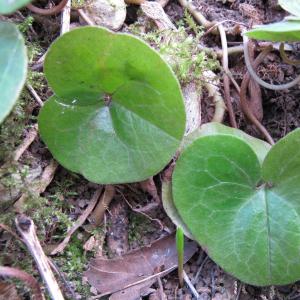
<box><xmin>82</xmin><ymin>0</ymin><xmax>126</xmax><ymax>30</ymax></box>
<box><xmin>84</xmin><ymin>234</ymin><xmax>198</xmax><ymax>296</ymax></box>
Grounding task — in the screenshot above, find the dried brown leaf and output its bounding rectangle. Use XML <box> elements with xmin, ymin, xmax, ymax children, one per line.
<box><xmin>84</xmin><ymin>234</ymin><xmax>197</xmax><ymax>296</ymax></box>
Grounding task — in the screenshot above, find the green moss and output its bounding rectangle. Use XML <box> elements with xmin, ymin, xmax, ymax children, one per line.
<box><xmin>0</xmin><ymin>95</ymin><xmax>32</xmax><ymax>162</ymax></box>
<box><xmin>17</xmin><ymin>16</ymin><xmax>34</xmax><ymax>34</ymax></box>
<box><xmin>129</xmin><ymin>10</ymin><xmax>220</xmax><ymax>87</ymax></box>
<box><xmin>128</xmin><ymin>213</ymin><xmax>155</xmax><ymax>246</ymax></box>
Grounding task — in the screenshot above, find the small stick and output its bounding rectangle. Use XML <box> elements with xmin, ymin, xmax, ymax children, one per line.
<box><xmin>218</xmin><ymin>24</ymin><xmax>237</xmax><ymax>128</ymax></box>
<box><xmin>51</xmin><ymin>187</ymin><xmax>103</xmax><ymax>255</ymax></box>
<box><xmin>120</xmin><ymin>190</ymin><xmax>165</xmax><ymax>231</ymax></box>
<box><xmin>177</xmin><ymin>0</ymin><xmax>214</xmax><ymax>29</ymax></box>
<box><xmin>157</xmin><ymin>277</ymin><xmax>165</xmax><ymax>300</ymax></box>
<box><xmin>203</xmin><ymin>70</ymin><xmax>226</xmax><ymax>123</ymax></box>
<box><xmin>48</xmin><ymin>258</ymin><xmax>77</xmax><ymax>299</ymax></box>
<box><xmin>89</xmin><ymin>185</ymin><xmax>115</xmax><ymax>227</ymax></box>
<box><xmin>27</xmin><ymin>0</ymin><xmax>69</xmax><ymax>16</ymax></box>
<box><xmin>140</xmin><ymin>177</ymin><xmax>160</xmax><ymax>204</ymax></box>
<box><xmin>60</xmin><ymin>0</ymin><xmax>72</xmax><ymax>35</ymax></box>
<box><xmin>26</xmin><ymin>84</ymin><xmax>44</xmax><ymax>107</ymax></box>
<box><xmin>0</xmin><ymin>266</ymin><xmax>44</xmax><ymax>300</ymax></box>
<box><xmin>15</xmin><ymin>215</ymin><xmax>64</xmax><ymax>300</ymax></box>
<box><xmin>236</xmin><ymin>282</ymin><xmax>243</xmax><ymax>300</ymax></box>
<box><xmin>216</xmin><ymin>45</ymin><xmax>244</xmax><ymax>58</ymax></box>
<box><xmin>14</xmin><ymin>159</ymin><xmax>59</xmax><ymax>211</ymax></box>
<box><xmin>78</xmin><ymin>9</ymin><xmax>95</xmax><ymax>25</ymax></box>
<box><xmin>31</xmin><ymin>53</ymin><xmax>46</xmax><ymax>71</ymax></box>
<box><xmin>0</xmin><ymin>223</ymin><xmax>23</xmax><ymax>242</ymax></box>
<box><xmin>13</xmin><ymin>124</ymin><xmax>38</xmax><ymax>161</ymax></box>
<box><xmin>193</xmin><ymin>255</ymin><xmax>209</xmax><ymax>284</ymax></box>
<box><xmin>183</xmin><ymin>271</ymin><xmax>200</xmax><ymax>299</ymax></box>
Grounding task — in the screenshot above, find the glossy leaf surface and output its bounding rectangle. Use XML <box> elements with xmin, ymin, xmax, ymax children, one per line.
<box><xmin>245</xmin><ymin>20</ymin><xmax>300</xmax><ymax>42</ymax></box>
<box><xmin>172</xmin><ymin>129</ymin><xmax>300</xmax><ymax>286</ymax></box>
<box><xmin>0</xmin><ymin>0</ymin><xmax>32</xmax><ymax>14</ymax></box>
<box><xmin>0</xmin><ymin>22</ymin><xmax>27</xmax><ymax>123</ymax></box>
<box><xmin>39</xmin><ymin>26</ymin><xmax>185</xmax><ymax>184</ymax></box>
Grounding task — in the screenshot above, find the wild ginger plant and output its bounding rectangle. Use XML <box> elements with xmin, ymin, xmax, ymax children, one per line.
<box><xmin>38</xmin><ymin>26</ymin><xmax>186</xmax><ymax>184</ymax></box>
<box><xmin>163</xmin><ymin>122</ymin><xmax>300</xmax><ymax>286</ymax></box>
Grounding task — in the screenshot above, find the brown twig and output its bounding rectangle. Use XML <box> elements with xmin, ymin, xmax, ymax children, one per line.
<box><xmin>13</xmin><ymin>124</ymin><xmax>38</xmax><ymax>161</ymax></box>
<box><xmin>51</xmin><ymin>187</ymin><xmax>103</xmax><ymax>255</ymax></box>
<box><xmin>27</xmin><ymin>0</ymin><xmax>69</xmax><ymax>16</ymax></box>
<box><xmin>48</xmin><ymin>258</ymin><xmax>76</xmax><ymax>299</ymax></box>
<box><xmin>26</xmin><ymin>84</ymin><xmax>44</xmax><ymax>107</ymax></box>
<box><xmin>203</xmin><ymin>70</ymin><xmax>226</xmax><ymax>123</ymax></box>
<box><xmin>183</xmin><ymin>271</ymin><xmax>200</xmax><ymax>299</ymax></box>
<box><xmin>177</xmin><ymin>0</ymin><xmax>214</xmax><ymax>29</ymax></box>
<box><xmin>15</xmin><ymin>215</ymin><xmax>64</xmax><ymax>300</ymax></box>
<box><xmin>0</xmin><ymin>266</ymin><xmax>44</xmax><ymax>300</ymax></box>
<box><xmin>140</xmin><ymin>177</ymin><xmax>160</xmax><ymax>203</ymax></box>
<box><xmin>0</xmin><ymin>223</ymin><xmax>23</xmax><ymax>242</ymax></box>
<box><xmin>120</xmin><ymin>190</ymin><xmax>165</xmax><ymax>231</ymax></box>
<box><xmin>218</xmin><ymin>24</ymin><xmax>237</xmax><ymax>128</ymax></box>
<box><xmin>14</xmin><ymin>159</ymin><xmax>59</xmax><ymax>211</ymax></box>
<box><xmin>89</xmin><ymin>185</ymin><xmax>115</xmax><ymax>227</ymax></box>
<box><xmin>77</xmin><ymin>9</ymin><xmax>95</xmax><ymax>25</ymax></box>
<box><xmin>240</xmin><ymin>46</ymin><xmax>275</xmax><ymax>145</ymax></box>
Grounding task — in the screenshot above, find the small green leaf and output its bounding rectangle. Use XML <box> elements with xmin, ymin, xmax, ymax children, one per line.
<box><xmin>0</xmin><ymin>22</ymin><xmax>27</xmax><ymax>123</ymax></box>
<box><xmin>0</xmin><ymin>0</ymin><xmax>32</xmax><ymax>14</ymax></box>
<box><xmin>245</xmin><ymin>20</ymin><xmax>300</xmax><ymax>42</ymax></box>
<box><xmin>172</xmin><ymin>129</ymin><xmax>300</xmax><ymax>286</ymax></box>
<box><xmin>279</xmin><ymin>0</ymin><xmax>300</xmax><ymax>17</ymax></box>
<box><xmin>39</xmin><ymin>26</ymin><xmax>185</xmax><ymax>184</ymax></box>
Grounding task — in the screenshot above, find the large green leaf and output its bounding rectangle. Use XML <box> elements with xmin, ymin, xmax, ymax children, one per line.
<box><xmin>279</xmin><ymin>0</ymin><xmax>300</xmax><ymax>17</ymax></box>
<box><xmin>38</xmin><ymin>26</ymin><xmax>185</xmax><ymax>184</ymax></box>
<box><xmin>245</xmin><ymin>20</ymin><xmax>300</xmax><ymax>42</ymax></box>
<box><xmin>162</xmin><ymin>123</ymin><xmax>271</xmax><ymax>239</ymax></box>
<box><xmin>172</xmin><ymin>129</ymin><xmax>300</xmax><ymax>286</ymax></box>
<box><xmin>0</xmin><ymin>0</ymin><xmax>32</xmax><ymax>14</ymax></box>
<box><xmin>0</xmin><ymin>22</ymin><xmax>27</xmax><ymax>123</ymax></box>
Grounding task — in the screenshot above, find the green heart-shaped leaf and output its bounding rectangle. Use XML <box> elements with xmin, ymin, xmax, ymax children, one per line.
<box><xmin>245</xmin><ymin>20</ymin><xmax>300</xmax><ymax>42</ymax></box>
<box><xmin>279</xmin><ymin>0</ymin><xmax>300</xmax><ymax>18</ymax></box>
<box><xmin>162</xmin><ymin>123</ymin><xmax>271</xmax><ymax>240</ymax></box>
<box><xmin>0</xmin><ymin>0</ymin><xmax>32</xmax><ymax>14</ymax></box>
<box><xmin>172</xmin><ymin>129</ymin><xmax>300</xmax><ymax>286</ymax></box>
<box><xmin>38</xmin><ymin>26</ymin><xmax>185</xmax><ymax>184</ymax></box>
<box><xmin>0</xmin><ymin>22</ymin><xmax>27</xmax><ymax>123</ymax></box>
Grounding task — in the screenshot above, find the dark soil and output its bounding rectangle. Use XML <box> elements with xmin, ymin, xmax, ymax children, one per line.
<box><xmin>1</xmin><ymin>0</ymin><xmax>300</xmax><ymax>299</ymax></box>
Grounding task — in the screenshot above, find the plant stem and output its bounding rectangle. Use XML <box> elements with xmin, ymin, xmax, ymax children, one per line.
<box><xmin>27</xmin><ymin>0</ymin><xmax>69</xmax><ymax>16</ymax></box>
<box><xmin>243</xmin><ymin>35</ymin><xmax>300</xmax><ymax>90</ymax></box>
<box><xmin>240</xmin><ymin>46</ymin><xmax>275</xmax><ymax>145</ymax></box>
<box><xmin>279</xmin><ymin>43</ymin><xmax>300</xmax><ymax>66</ymax></box>
<box><xmin>176</xmin><ymin>227</ymin><xmax>184</xmax><ymax>288</ymax></box>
